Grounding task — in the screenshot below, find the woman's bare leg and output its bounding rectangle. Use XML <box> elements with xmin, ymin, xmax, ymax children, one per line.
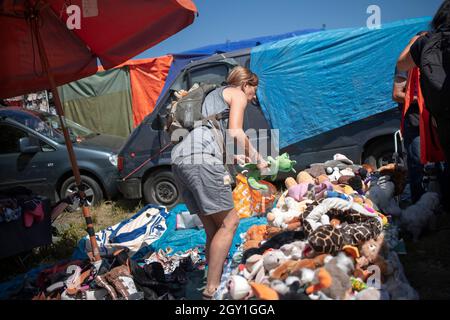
<box><xmin>198</xmin><ymin>214</ymin><xmax>218</xmax><ymax>265</ymax></box>
<box><xmin>204</xmin><ymin>208</ymin><xmax>240</xmax><ymax>293</ymax></box>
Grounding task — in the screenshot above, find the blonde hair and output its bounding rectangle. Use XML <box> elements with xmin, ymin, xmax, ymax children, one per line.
<box><xmin>226</xmin><ymin>66</ymin><xmax>258</xmax><ymax>88</ymax></box>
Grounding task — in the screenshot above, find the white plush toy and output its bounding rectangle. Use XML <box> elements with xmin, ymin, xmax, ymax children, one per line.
<box><xmin>267</xmin><ymin>196</ymin><xmax>311</xmax><ymax>229</ymax></box>
<box><xmin>326</xmin><ymin>167</ymin><xmax>342</xmax><ymax>182</ymax></box>
<box><xmin>284</xmin><ymin>197</ymin><xmax>311</xmax><ymax>214</ymax></box>
<box><xmin>266</xmin><ymin>207</ymin><xmax>298</xmax><ymax>229</ymax></box>
<box><xmin>280</xmin><ymin>241</ymin><xmax>307</xmax><ymax>260</ymax></box>
<box><xmin>263</xmin><ymin>250</ymin><xmax>288</xmax><ymax>271</ymax></box>
<box><xmin>242</xmin><ymin>254</ymin><xmax>266</xmax><ymax>283</ymax></box>
<box><xmin>226</xmin><ymin>275</ymin><xmax>253</xmax><ymax>300</ymax></box>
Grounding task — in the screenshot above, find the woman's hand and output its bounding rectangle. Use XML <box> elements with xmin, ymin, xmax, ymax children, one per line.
<box><xmin>234</xmin><ymin>154</ymin><xmax>251</xmax><ymax>166</ymax></box>
<box><xmin>256</xmin><ymin>158</ymin><xmax>270</xmax><ymax>175</ymax></box>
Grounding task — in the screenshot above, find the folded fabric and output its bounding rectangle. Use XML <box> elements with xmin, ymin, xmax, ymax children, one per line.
<box><xmin>176</xmin><ymin>211</ymin><xmax>204</xmax><ymax>230</ymax></box>
<box><xmin>84</xmin><ymin>205</ymin><xmax>169</xmax><ymax>257</ymax></box>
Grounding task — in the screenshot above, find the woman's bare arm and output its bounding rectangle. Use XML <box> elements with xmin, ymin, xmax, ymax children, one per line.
<box><xmin>397</xmin><ymin>35</ymin><xmax>421</xmax><ymax>71</ymax></box>
<box><xmin>226</xmin><ymin>88</ymin><xmax>266</xmax><ymax>165</ymax></box>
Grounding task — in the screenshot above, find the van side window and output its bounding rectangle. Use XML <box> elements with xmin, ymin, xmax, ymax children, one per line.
<box><xmin>40</xmin><ymin>141</ymin><xmax>55</xmax><ymax>152</ymax></box>
<box><xmin>0</xmin><ymin>124</ymin><xmax>28</xmax><ymax>154</ymax></box>
<box><xmin>188</xmin><ymin>64</ymin><xmax>229</xmax><ymax>87</ymax></box>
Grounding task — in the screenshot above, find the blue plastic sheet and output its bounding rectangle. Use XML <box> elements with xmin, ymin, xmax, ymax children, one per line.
<box><xmin>250</xmin><ymin>17</ymin><xmax>431</xmax><ymax>148</ymax></box>
<box><xmin>134</xmin><ymin>204</ymin><xmax>267</xmax><ymax>260</ymax></box>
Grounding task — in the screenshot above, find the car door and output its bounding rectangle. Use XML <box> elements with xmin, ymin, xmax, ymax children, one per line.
<box><xmin>0</xmin><ymin>122</ymin><xmax>55</xmax><ymax>199</ymax></box>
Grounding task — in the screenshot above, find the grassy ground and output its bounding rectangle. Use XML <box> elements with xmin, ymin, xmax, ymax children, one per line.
<box><xmin>0</xmin><ymin>199</ymin><xmax>143</xmax><ymax>283</ymax></box>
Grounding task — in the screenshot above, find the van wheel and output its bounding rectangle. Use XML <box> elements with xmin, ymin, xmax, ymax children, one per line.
<box><xmin>363</xmin><ymin>139</ymin><xmax>395</xmax><ymax>169</ymax></box>
<box><xmin>60</xmin><ymin>175</ymin><xmax>103</xmax><ymax>210</ymax></box>
<box><xmin>143</xmin><ymin>169</ymin><xmax>181</xmax><ymax>209</ymax></box>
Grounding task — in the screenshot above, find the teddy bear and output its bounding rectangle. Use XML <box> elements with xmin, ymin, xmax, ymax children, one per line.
<box><xmin>354</xmin><ymin>233</ymin><xmax>393</xmax><ymax>282</ymax></box>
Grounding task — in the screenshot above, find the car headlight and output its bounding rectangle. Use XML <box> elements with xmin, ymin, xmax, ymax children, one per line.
<box><xmin>109</xmin><ymin>154</ymin><xmax>118</xmax><ymax>167</ymax></box>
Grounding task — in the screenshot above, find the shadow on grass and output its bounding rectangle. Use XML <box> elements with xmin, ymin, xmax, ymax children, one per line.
<box><xmin>399</xmin><ymin>210</ymin><xmax>450</xmax><ymax>300</ymax></box>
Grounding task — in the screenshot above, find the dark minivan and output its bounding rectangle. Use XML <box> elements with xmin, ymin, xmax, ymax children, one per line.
<box><xmin>0</xmin><ymin>107</ymin><xmax>125</xmax><ymax>205</ymax></box>
<box><xmin>117</xmin><ymin>48</ymin><xmax>401</xmax><ymax>209</ymax></box>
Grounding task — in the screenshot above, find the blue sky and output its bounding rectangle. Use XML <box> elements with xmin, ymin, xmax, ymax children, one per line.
<box><xmin>137</xmin><ymin>0</ymin><xmax>442</xmax><ymax>58</ymax></box>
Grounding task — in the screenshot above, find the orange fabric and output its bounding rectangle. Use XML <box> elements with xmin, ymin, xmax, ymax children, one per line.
<box><xmin>127</xmin><ymin>56</ymin><xmax>173</xmax><ymax>127</ymax></box>
<box><xmin>402</xmin><ymin>68</ymin><xmax>445</xmax><ymax>164</ymax></box>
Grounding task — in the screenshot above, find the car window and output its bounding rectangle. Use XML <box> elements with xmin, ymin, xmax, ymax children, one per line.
<box><xmin>188</xmin><ymin>64</ymin><xmax>229</xmax><ymax>87</ymax></box>
<box><xmin>0</xmin><ymin>124</ymin><xmax>28</xmax><ymax>154</ymax></box>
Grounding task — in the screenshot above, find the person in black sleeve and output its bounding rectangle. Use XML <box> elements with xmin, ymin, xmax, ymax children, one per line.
<box><xmin>397</xmin><ymin>0</ymin><xmax>450</xmax><ymax>210</ymax></box>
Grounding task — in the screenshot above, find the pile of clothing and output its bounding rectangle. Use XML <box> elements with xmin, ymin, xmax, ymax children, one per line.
<box><xmin>219</xmin><ymin>154</ymin><xmax>431</xmax><ymax>300</ymax></box>
<box><xmin>4</xmin><ymin>246</ymin><xmax>205</xmax><ymax>301</ymax></box>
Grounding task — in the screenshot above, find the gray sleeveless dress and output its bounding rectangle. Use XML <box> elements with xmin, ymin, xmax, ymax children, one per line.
<box><xmin>171</xmin><ymin>87</ymin><xmax>235</xmax><ymax>216</ymax></box>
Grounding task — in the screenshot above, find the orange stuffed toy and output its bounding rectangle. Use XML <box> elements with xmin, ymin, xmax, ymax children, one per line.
<box><xmin>305</xmin><ymin>268</ymin><xmax>332</xmax><ymax>295</ymax></box>
<box><xmin>249</xmin><ymin>282</ymin><xmax>279</xmax><ymax>300</ymax></box>
<box><xmin>244</xmin><ymin>225</ymin><xmax>267</xmax><ymax>250</ymax></box>
<box><xmin>270</xmin><ymin>254</ymin><xmax>329</xmax><ymax>280</ymax></box>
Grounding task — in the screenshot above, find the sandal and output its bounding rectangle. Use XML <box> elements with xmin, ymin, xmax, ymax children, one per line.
<box><xmin>202</xmin><ymin>288</ymin><xmax>217</xmax><ymax>300</ymax></box>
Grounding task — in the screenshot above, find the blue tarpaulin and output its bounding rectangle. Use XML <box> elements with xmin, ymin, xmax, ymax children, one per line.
<box><xmin>250</xmin><ymin>17</ymin><xmax>431</xmax><ymax>148</ymax></box>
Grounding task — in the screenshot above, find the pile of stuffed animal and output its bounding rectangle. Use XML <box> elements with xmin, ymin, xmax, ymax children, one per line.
<box><xmin>224</xmin><ymin>154</ymin><xmax>437</xmax><ymax>300</ymax></box>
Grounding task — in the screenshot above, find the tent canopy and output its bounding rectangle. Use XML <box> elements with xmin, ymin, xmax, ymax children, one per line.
<box><xmin>251</xmin><ymin>17</ymin><xmax>431</xmax><ymax>148</ymax></box>
<box><xmin>58</xmin><ymin>57</ymin><xmax>173</xmax><ymax>137</ymax></box>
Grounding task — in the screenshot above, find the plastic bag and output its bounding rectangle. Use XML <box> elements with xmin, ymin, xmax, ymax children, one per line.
<box><xmin>232</xmin><ymin>174</ymin><xmax>276</xmax><ymax>218</ymax></box>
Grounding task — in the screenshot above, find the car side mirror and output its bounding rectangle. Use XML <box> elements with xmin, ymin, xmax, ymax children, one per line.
<box><xmin>19</xmin><ymin>137</ymin><xmax>40</xmax><ymax>154</ymax></box>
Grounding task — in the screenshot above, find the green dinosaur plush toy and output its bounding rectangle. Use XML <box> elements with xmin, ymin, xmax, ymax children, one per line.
<box><xmin>242</xmin><ymin>153</ymin><xmax>297</xmax><ymax>191</ymax></box>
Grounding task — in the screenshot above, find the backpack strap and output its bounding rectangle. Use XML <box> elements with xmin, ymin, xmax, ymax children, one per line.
<box><xmin>199</xmin><ymin>110</ymin><xmax>230</xmax><ymax>166</ymax></box>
